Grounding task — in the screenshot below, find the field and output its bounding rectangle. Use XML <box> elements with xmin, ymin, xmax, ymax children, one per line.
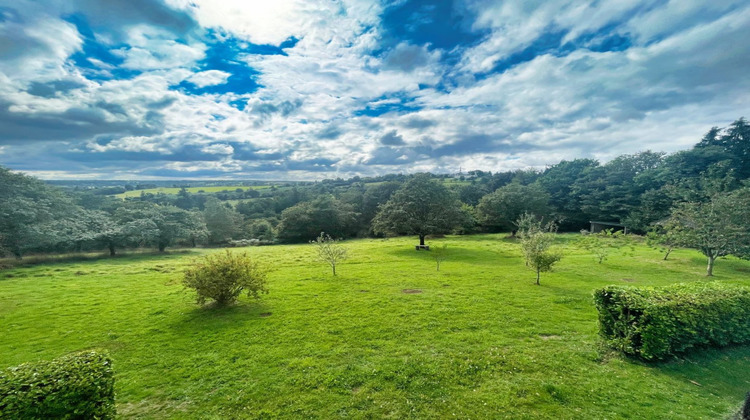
<box><xmin>115</xmin><ymin>185</ymin><xmax>272</xmax><ymax>198</ymax></box>
<box><xmin>1</xmin><ymin>234</ymin><xmax>749</xmax><ymax>418</ymax></box>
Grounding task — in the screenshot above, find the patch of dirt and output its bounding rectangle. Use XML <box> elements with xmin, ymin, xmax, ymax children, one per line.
<box><xmin>402</xmin><ymin>289</ymin><xmax>423</xmax><ymax>294</ymax></box>
<box><xmin>621</xmin><ymin>278</ymin><xmax>636</xmax><ymax>282</ymax></box>
<box><xmin>539</xmin><ymin>334</ymin><xmax>561</xmax><ymax>340</ymax></box>
<box><xmin>259</xmin><ymin>312</ymin><xmax>272</xmax><ymax>317</ymax></box>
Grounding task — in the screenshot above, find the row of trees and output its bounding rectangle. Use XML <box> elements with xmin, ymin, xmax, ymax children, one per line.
<box><xmin>1</xmin><ymin>118</ymin><xmax>748</xmax><ymax>263</ymax></box>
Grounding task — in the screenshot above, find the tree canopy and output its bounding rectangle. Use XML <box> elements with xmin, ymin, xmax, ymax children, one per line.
<box><xmin>372</xmin><ymin>174</ymin><xmax>465</xmax><ymax>246</ymax></box>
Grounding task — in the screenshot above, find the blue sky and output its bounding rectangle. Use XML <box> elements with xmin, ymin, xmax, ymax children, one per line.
<box><xmin>0</xmin><ymin>0</ymin><xmax>748</xmax><ymax>179</ymax></box>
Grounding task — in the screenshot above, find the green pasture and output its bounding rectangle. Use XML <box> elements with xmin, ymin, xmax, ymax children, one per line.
<box><xmin>1</xmin><ymin>234</ymin><xmax>748</xmax><ymax>418</ymax></box>
<box><xmin>115</xmin><ymin>185</ymin><xmax>272</xmax><ymax>198</ymax></box>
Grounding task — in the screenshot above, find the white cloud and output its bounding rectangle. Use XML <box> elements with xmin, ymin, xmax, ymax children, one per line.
<box><xmin>186</xmin><ymin>70</ymin><xmax>231</xmax><ymax>87</ymax></box>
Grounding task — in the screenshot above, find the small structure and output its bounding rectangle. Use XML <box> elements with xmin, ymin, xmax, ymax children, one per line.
<box><xmin>415</xmin><ymin>245</ymin><xmax>430</xmax><ymax>251</ymax></box>
<box><xmin>589</xmin><ymin>221</ymin><xmax>628</xmax><ymax>234</ymax></box>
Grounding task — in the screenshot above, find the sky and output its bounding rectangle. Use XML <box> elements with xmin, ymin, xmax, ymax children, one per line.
<box><xmin>0</xmin><ymin>0</ymin><xmax>748</xmax><ymax>180</ymax></box>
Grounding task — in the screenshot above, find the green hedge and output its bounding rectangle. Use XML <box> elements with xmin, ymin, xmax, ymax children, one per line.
<box><xmin>594</xmin><ymin>282</ymin><xmax>750</xmax><ymax>360</ymax></box>
<box><xmin>0</xmin><ymin>350</ymin><xmax>115</xmax><ymax>419</ymax></box>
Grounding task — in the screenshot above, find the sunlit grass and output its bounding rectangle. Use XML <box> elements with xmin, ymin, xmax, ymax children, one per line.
<box><xmin>114</xmin><ymin>185</ymin><xmax>272</xmax><ymax>198</ymax></box>
<box><xmin>1</xmin><ymin>234</ymin><xmax>748</xmax><ymax>418</ymax></box>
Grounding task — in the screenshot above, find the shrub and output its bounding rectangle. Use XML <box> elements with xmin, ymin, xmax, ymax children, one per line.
<box><xmin>594</xmin><ymin>282</ymin><xmax>750</xmax><ymax>360</ymax></box>
<box><xmin>0</xmin><ymin>350</ymin><xmax>115</xmax><ymax>419</ymax></box>
<box><xmin>183</xmin><ymin>250</ymin><xmax>269</xmax><ymax>306</ymax></box>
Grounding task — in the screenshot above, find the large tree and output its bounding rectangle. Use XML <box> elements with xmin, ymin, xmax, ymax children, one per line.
<box><xmin>277</xmin><ymin>195</ymin><xmax>359</xmax><ymax>242</ymax></box>
<box><xmin>203</xmin><ymin>197</ymin><xmax>243</xmax><ymax>244</ymax></box>
<box><xmin>476</xmin><ymin>182</ymin><xmax>551</xmax><ymax>234</ymax></box>
<box><xmin>371</xmin><ymin>174</ymin><xmax>464</xmax><ymax>246</ymax></box>
<box><xmin>0</xmin><ymin>167</ymin><xmax>81</xmax><ymax>258</ymax></box>
<box><xmin>667</xmin><ymin>188</ymin><xmax>750</xmax><ymax>276</ymax></box>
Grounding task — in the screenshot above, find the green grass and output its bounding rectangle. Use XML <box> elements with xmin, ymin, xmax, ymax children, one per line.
<box><xmin>1</xmin><ymin>234</ymin><xmax>749</xmax><ymax>419</ymax></box>
<box><xmin>115</xmin><ymin>185</ymin><xmax>272</xmax><ymax>198</ymax></box>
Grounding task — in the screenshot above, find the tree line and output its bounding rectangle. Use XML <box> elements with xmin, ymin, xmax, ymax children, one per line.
<box><xmin>1</xmin><ymin>118</ymin><xmax>748</xmax><ymax>261</ymax></box>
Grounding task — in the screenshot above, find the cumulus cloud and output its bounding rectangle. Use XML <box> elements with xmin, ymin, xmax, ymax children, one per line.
<box><xmin>0</xmin><ymin>0</ymin><xmax>749</xmax><ymax>179</ymax></box>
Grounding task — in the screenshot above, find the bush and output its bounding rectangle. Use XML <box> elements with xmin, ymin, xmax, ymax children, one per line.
<box><xmin>183</xmin><ymin>250</ymin><xmax>269</xmax><ymax>306</ymax></box>
<box><xmin>594</xmin><ymin>282</ymin><xmax>750</xmax><ymax>360</ymax></box>
<box><xmin>0</xmin><ymin>350</ymin><xmax>115</xmax><ymax>419</ymax></box>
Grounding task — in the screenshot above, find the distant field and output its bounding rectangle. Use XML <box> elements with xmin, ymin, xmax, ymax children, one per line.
<box><xmin>115</xmin><ymin>185</ymin><xmax>272</xmax><ymax>198</ymax></box>
<box><xmin>1</xmin><ymin>234</ymin><xmax>748</xmax><ymax>418</ymax></box>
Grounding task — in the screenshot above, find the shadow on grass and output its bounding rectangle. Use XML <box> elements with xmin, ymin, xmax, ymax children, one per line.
<box><xmin>173</xmin><ymin>300</ymin><xmax>272</xmax><ymax>333</ymax></box>
<box><xmin>618</xmin><ymin>344</ymin><xmax>750</xmax><ymax>401</ymax></box>
<box><xmin>386</xmin><ymin>246</ymin><xmax>511</xmax><ymax>265</ymax></box>
<box><xmin>0</xmin><ymin>249</ymin><xmax>200</xmax><ymax>270</ymax></box>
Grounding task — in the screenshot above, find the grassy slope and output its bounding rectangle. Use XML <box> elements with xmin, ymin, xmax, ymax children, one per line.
<box><xmin>115</xmin><ymin>185</ymin><xmax>271</xmax><ymax>198</ymax></box>
<box><xmin>1</xmin><ymin>235</ymin><xmax>748</xmax><ymax>419</ymax></box>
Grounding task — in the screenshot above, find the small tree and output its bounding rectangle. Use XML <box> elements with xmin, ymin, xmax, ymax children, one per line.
<box><xmin>518</xmin><ymin>216</ymin><xmax>562</xmax><ymax>285</ymax></box>
<box><xmin>312</xmin><ymin>232</ymin><xmax>348</xmax><ymax>276</ymax></box>
<box><xmin>667</xmin><ymin>188</ymin><xmax>750</xmax><ymax>276</ymax></box>
<box><xmin>576</xmin><ymin>229</ymin><xmax>632</xmax><ymax>264</ymax></box>
<box><xmin>183</xmin><ymin>250</ymin><xmax>268</xmax><ymax>306</ymax></box>
<box><xmin>646</xmin><ymin>222</ymin><xmax>684</xmax><ymax>261</ymax></box>
<box><xmin>431</xmin><ymin>244</ymin><xmax>448</xmax><ymax>271</ymax></box>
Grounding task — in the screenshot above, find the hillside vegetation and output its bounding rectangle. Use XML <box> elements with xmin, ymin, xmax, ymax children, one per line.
<box><xmin>1</xmin><ymin>235</ymin><xmax>748</xmax><ymax>418</ymax></box>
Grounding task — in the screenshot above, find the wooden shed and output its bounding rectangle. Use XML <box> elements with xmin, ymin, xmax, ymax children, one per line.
<box><xmin>589</xmin><ymin>221</ymin><xmax>628</xmax><ymax>234</ymax></box>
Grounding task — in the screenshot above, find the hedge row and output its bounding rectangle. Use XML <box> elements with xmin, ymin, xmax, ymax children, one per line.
<box><xmin>594</xmin><ymin>282</ymin><xmax>750</xmax><ymax>360</ymax></box>
<box><xmin>0</xmin><ymin>350</ymin><xmax>115</xmax><ymax>419</ymax></box>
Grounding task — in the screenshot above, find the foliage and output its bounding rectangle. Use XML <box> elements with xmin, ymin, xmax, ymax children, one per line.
<box><xmin>0</xmin><ymin>350</ymin><xmax>115</xmax><ymax>419</ymax></box>
<box><xmin>576</xmin><ymin>229</ymin><xmax>632</xmax><ymax>264</ymax></box>
<box><xmin>667</xmin><ymin>187</ymin><xmax>750</xmax><ymax>275</ymax></box>
<box><xmin>203</xmin><ymin>197</ymin><xmax>243</xmax><ymax>244</ymax></box>
<box><xmin>311</xmin><ymin>232</ymin><xmax>349</xmax><ymax>276</ymax></box>
<box><xmin>0</xmin><ymin>167</ymin><xmax>82</xmax><ymax>258</ymax></box>
<box><xmin>594</xmin><ymin>282</ymin><xmax>750</xmax><ymax>360</ymax></box>
<box><xmin>244</xmin><ymin>218</ymin><xmax>275</xmax><ymax>241</ymax></box>
<box><xmin>277</xmin><ymin>195</ymin><xmax>359</xmax><ymax>243</ymax></box>
<box><xmin>372</xmin><ymin>174</ymin><xmax>464</xmax><ymax>246</ymax></box>
<box><xmin>431</xmin><ymin>244</ymin><xmax>448</xmax><ymax>271</ymax></box>
<box><xmin>645</xmin><ymin>221</ymin><xmax>685</xmax><ymax>260</ymax></box>
<box><xmin>517</xmin><ymin>214</ymin><xmax>562</xmax><ymax>285</ymax></box>
<box><xmin>476</xmin><ymin>182</ymin><xmax>550</xmax><ymax>233</ymax></box>
<box><xmin>183</xmin><ymin>250</ymin><xmax>269</xmax><ymax>306</ymax></box>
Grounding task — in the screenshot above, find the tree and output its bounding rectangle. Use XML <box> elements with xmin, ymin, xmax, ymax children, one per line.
<box><xmin>203</xmin><ymin>197</ymin><xmax>242</xmax><ymax>244</ymax></box>
<box><xmin>667</xmin><ymin>188</ymin><xmax>750</xmax><ymax>276</ymax></box>
<box><xmin>517</xmin><ymin>215</ymin><xmax>562</xmax><ymax>285</ymax></box>
<box><xmin>575</xmin><ymin>229</ymin><xmax>632</xmax><ymax>264</ymax></box>
<box><xmin>645</xmin><ymin>221</ymin><xmax>685</xmax><ymax>260</ymax></box>
<box><xmin>277</xmin><ymin>195</ymin><xmax>359</xmax><ymax>242</ymax></box>
<box><xmin>311</xmin><ymin>232</ymin><xmax>348</xmax><ymax>276</ymax></box>
<box><xmin>0</xmin><ymin>166</ymin><xmax>82</xmax><ymax>258</ymax></box>
<box><xmin>183</xmin><ymin>250</ymin><xmax>269</xmax><ymax>306</ymax></box>
<box><xmin>371</xmin><ymin>174</ymin><xmax>464</xmax><ymax>247</ymax></box>
<box><xmin>431</xmin><ymin>244</ymin><xmax>448</xmax><ymax>271</ymax></box>
<box><xmin>476</xmin><ymin>182</ymin><xmax>550</xmax><ymax>234</ymax></box>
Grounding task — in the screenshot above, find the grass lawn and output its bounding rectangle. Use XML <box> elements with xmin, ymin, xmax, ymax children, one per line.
<box><xmin>1</xmin><ymin>234</ymin><xmax>749</xmax><ymax>418</ymax></box>
<box><xmin>115</xmin><ymin>185</ymin><xmax>272</xmax><ymax>198</ymax></box>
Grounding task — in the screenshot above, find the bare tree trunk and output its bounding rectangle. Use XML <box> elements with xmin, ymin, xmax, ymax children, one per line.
<box><xmin>706</xmin><ymin>255</ymin><xmax>715</xmax><ymax>276</ymax></box>
<box><xmin>332</xmin><ymin>264</ymin><xmax>336</xmax><ymax>276</ymax></box>
<box><xmin>663</xmin><ymin>246</ymin><xmax>673</xmax><ymax>261</ymax></box>
<box><xmin>536</xmin><ymin>270</ymin><xmax>541</xmax><ymax>286</ymax></box>
<box><xmin>436</xmin><ymin>261</ymin><xmax>440</xmax><ymax>271</ymax></box>
<box><xmin>109</xmin><ymin>243</ymin><xmax>116</xmax><ymax>257</ymax></box>
<box><xmin>419</xmin><ymin>234</ymin><xmax>425</xmax><ymax>246</ymax></box>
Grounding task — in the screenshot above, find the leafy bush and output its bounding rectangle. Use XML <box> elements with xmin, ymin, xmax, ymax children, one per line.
<box><xmin>0</xmin><ymin>350</ymin><xmax>115</xmax><ymax>419</ymax></box>
<box><xmin>594</xmin><ymin>282</ymin><xmax>750</xmax><ymax>360</ymax></box>
<box><xmin>183</xmin><ymin>250</ymin><xmax>269</xmax><ymax>306</ymax></box>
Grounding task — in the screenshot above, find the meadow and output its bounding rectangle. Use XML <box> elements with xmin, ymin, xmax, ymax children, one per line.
<box><xmin>114</xmin><ymin>185</ymin><xmax>272</xmax><ymax>198</ymax></box>
<box><xmin>1</xmin><ymin>234</ymin><xmax>749</xmax><ymax>419</ymax></box>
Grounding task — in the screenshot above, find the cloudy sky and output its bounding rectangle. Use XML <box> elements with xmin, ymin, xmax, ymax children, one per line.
<box><xmin>0</xmin><ymin>0</ymin><xmax>748</xmax><ymax>180</ymax></box>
